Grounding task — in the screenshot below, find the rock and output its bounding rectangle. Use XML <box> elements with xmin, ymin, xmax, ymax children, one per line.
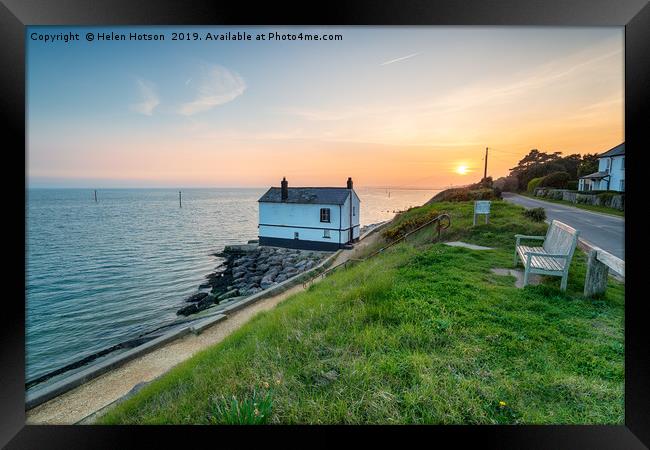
<box><xmin>275</xmin><ymin>274</ymin><xmax>288</xmax><ymax>283</ymax></box>
<box><xmin>177</xmin><ymin>304</ymin><xmax>200</xmax><ymax>316</ymax></box>
<box><xmin>185</xmin><ymin>292</ymin><xmax>209</xmax><ymax>303</ymax></box>
<box><xmin>218</xmin><ymin>289</ymin><xmax>239</xmax><ymax>300</ymax></box>
<box><xmin>233</xmin><ymin>271</ymin><xmax>248</xmax><ymax>280</ymax></box>
<box><xmin>261</xmin><ymin>274</ymin><xmax>275</xmax><ymax>285</ymax></box>
<box><xmin>177</xmin><ymin>293</ymin><xmax>216</xmax><ymax>316</ymax></box>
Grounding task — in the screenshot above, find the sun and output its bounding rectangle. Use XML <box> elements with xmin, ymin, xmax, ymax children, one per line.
<box><xmin>456</xmin><ymin>165</ymin><xmax>469</xmax><ymax>175</ymax></box>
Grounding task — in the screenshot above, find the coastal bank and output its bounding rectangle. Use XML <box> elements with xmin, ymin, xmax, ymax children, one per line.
<box><xmin>95</xmin><ymin>198</ymin><xmax>624</xmax><ymax>425</ymax></box>
<box><xmin>26</xmin><ymin>222</ymin><xmax>388</xmax><ymax>421</ymax></box>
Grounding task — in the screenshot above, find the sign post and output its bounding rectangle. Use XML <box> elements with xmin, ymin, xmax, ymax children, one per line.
<box><xmin>473</xmin><ymin>201</ymin><xmax>491</xmax><ymax>226</ymax></box>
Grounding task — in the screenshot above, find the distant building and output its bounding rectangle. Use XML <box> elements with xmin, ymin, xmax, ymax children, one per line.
<box><xmin>257</xmin><ymin>177</ymin><xmax>361</xmax><ymax>251</ymax></box>
<box><xmin>578</xmin><ymin>143</ymin><xmax>625</xmax><ymax>192</ymax></box>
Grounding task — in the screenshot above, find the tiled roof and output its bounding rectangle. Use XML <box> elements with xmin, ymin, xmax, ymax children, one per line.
<box><xmin>599</xmin><ymin>143</ymin><xmax>625</xmax><ymax>158</ymax></box>
<box><xmin>258</xmin><ymin>187</ymin><xmax>352</xmax><ymax>205</ymax></box>
<box><xmin>579</xmin><ymin>171</ymin><xmax>610</xmax><ymax>179</ymax></box>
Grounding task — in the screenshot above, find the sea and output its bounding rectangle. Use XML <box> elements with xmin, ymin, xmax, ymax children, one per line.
<box><xmin>26</xmin><ymin>187</ymin><xmax>438</xmax><ymax>387</ymax></box>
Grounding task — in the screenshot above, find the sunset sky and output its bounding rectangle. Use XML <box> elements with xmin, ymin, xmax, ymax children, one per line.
<box><xmin>27</xmin><ymin>26</ymin><xmax>624</xmax><ymax>188</ymax></box>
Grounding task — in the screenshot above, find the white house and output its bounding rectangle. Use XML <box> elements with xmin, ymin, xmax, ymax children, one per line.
<box><xmin>258</xmin><ymin>177</ymin><xmax>361</xmax><ymax>251</ymax></box>
<box><xmin>578</xmin><ymin>143</ymin><xmax>625</xmax><ymax>192</ymax></box>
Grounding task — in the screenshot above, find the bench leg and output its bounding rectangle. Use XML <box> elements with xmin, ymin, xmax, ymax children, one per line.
<box><xmin>513</xmin><ymin>249</ymin><xmax>518</xmax><ymax>267</ymax></box>
<box><xmin>523</xmin><ymin>265</ymin><xmax>530</xmax><ymax>287</ymax></box>
<box><xmin>560</xmin><ymin>272</ymin><xmax>568</xmax><ymax>291</ymax></box>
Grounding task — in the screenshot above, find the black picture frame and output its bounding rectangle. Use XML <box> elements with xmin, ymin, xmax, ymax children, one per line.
<box><xmin>2</xmin><ymin>0</ymin><xmax>648</xmax><ymax>447</ymax></box>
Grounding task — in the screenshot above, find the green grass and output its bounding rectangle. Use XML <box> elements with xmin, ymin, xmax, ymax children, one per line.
<box><xmin>98</xmin><ymin>200</ymin><xmax>624</xmax><ymax>424</ymax></box>
<box><xmin>519</xmin><ymin>193</ymin><xmax>624</xmax><ymax>217</ymax></box>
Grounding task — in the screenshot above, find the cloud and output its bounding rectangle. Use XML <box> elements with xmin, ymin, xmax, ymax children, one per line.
<box><xmin>380</xmin><ymin>52</ymin><xmax>419</xmax><ymax>66</ymax></box>
<box><xmin>179</xmin><ymin>65</ymin><xmax>246</xmax><ymax>116</ymax></box>
<box><xmin>131</xmin><ymin>79</ymin><xmax>160</xmax><ymax>116</ymax></box>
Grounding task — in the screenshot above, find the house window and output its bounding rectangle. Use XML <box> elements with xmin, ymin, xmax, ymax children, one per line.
<box><xmin>353</xmin><ymin>206</ymin><xmax>356</xmax><ymax>216</ymax></box>
<box><xmin>323</xmin><ymin>229</ymin><xmax>331</xmax><ymax>239</ymax></box>
<box><xmin>320</xmin><ymin>208</ymin><xmax>331</xmax><ymax>223</ymax></box>
<box><xmin>294</xmin><ymin>232</ymin><xmax>299</xmax><ymax>240</ymax></box>
<box><xmin>621</xmin><ymin>157</ymin><xmax>625</xmax><ymax>170</ymax></box>
<box><xmin>606</xmin><ymin>158</ymin><xmax>611</xmax><ymax>173</ymax></box>
<box><xmin>620</xmin><ymin>179</ymin><xmax>625</xmax><ymax>191</ymax></box>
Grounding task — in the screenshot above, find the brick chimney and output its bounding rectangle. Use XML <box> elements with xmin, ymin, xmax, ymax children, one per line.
<box><xmin>346</xmin><ymin>177</ymin><xmax>353</xmax><ymax>189</ymax></box>
<box><xmin>281</xmin><ymin>177</ymin><xmax>288</xmax><ymax>201</ymax></box>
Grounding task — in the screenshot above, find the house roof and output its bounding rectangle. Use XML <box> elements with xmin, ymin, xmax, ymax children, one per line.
<box><xmin>579</xmin><ymin>171</ymin><xmax>610</xmax><ymax>180</ymax></box>
<box><xmin>258</xmin><ymin>187</ymin><xmax>353</xmax><ymax>205</ymax></box>
<box><xmin>599</xmin><ymin>143</ymin><xmax>625</xmax><ymax>158</ymax></box>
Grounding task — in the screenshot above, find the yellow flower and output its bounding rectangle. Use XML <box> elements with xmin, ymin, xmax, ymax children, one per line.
<box><xmin>262</xmin><ymin>381</ymin><xmax>270</xmax><ymax>389</ymax></box>
<box><xmin>254</xmin><ymin>408</ymin><xmax>260</xmax><ymax>416</ymax></box>
<box><xmin>275</xmin><ymin>379</ymin><xmax>281</xmax><ymax>385</ymax></box>
<box><xmin>499</xmin><ymin>401</ymin><xmax>507</xmax><ymax>407</ymax></box>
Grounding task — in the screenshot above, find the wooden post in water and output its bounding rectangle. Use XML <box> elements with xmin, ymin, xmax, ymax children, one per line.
<box><xmin>179</xmin><ymin>191</ymin><xmax>182</xmax><ymax>208</ymax></box>
<box><xmin>94</xmin><ymin>190</ymin><xmax>97</xmax><ymax>202</ymax></box>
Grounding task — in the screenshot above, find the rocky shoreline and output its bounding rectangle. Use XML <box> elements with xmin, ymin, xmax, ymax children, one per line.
<box><xmin>176</xmin><ymin>242</ymin><xmax>331</xmax><ymax>316</ymax></box>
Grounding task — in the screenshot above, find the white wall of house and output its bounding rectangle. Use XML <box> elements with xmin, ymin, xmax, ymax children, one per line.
<box><xmin>339</xmin><ymin>191</ymin><xmax>361</xmax><ymax>241</ymax></box>
<box><xmin>259</xmin><ymin>200</ymin><xmax>350</xmax><ymax>245</ymax></box>
<box><xmin>597</xmin><ymin>155</ymin><xmax>625</xmax><ymax>191</ymax></box>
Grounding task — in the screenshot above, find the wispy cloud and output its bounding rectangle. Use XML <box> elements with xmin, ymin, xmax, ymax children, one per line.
<box><xmin>131</xmin><ymin>78</ymin><xmax>160</xmax><ymax>116</ymax></box>
<box><xmin>380</xmin><ymin>52</ymin><xmax>419</xmax><ymax>66</ymax></box>
<box><xmin>179</xmin><ymin>65</ymin><xmax>246</xmax><ymax>116</ymax></box>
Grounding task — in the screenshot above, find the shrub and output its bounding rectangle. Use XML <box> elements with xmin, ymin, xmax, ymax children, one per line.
<box><xmin>427</xmin><ymin>187</ymin><xmax>498</xmax><ymax>203</ymax></box>
<box><xmin>527</xmin><ymin>177</ymin><xmax>544</xmax><ymax>193</ymax></box>
<box><xmin>576</xmin><ymin>194</ymin><xmax>592</xmax><ymax>204</ymax></box>
<box><xmin>382</xmin><ymin>209</ymin><xmax>441</xmax><ymax>241</ymax></box>
<box><xmin>523</xmin><ymin>207</ymin><xmax>546</xmax><ymax>222</ymax></box>
<box><xmin>567</xmin><ymin>180</ymin><xmax>578</xmax><ymax>190</ymax></box>
<box><xmin>209</xmin><ymin>388</ymin><xmax>273</xmax><ymax>425</ymax></box>
<box><xmin>539</xmin><ymin>171</ymin><xmax>571</xmax><ymax>189</ymax></box>
<box><xmin>597</xmin><ymin>192</ymin><xmax>614</xmax><ymax>207</ymax></box>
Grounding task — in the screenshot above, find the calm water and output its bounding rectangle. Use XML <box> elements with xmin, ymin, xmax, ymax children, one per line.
<box><xmin>26</xmin><ymin>187</ymin><xmax>437</xmax><ymax>382</ymax></box>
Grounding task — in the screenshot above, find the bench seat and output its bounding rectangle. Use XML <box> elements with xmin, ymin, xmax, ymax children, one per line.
<box><xmin>513</xmin><ymin>220</ymin><xmax>580</xmax><ymax>291</ymax></box>
<box><xmin>516</xmin><ymin>246</ymin><xmax>566</xmax><ymax>271</ymax></box>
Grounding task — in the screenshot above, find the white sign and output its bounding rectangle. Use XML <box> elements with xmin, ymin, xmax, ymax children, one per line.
<box><xmin>474</xmin><ymin>201</ymin><xmax>491</xmax><ymax>214</ymax></box>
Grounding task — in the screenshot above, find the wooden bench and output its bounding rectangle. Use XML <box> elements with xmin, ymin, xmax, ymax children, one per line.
<box><xmin>514</xmin><ymin>220</ymin><xmax>580</xmax><ymax>291</ymax></box>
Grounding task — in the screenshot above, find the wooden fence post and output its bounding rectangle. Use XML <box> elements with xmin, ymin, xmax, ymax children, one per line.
<box><xmin>584</xmin><ymin>249</ymin><xmax>609</xmax><ymax>298</ymax></box>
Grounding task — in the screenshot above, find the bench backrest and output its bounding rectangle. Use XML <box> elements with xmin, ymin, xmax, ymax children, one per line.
<box><xmin>543</xmin><ymin>220</ymin><xmax>580</xmax><ymax>257</ymax></box>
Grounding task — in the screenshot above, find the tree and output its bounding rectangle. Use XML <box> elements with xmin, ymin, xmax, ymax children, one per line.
<box><xmin>493</xmin><ymin>175</ymin><xmax>518</xmax><ymax>192</ymax></box>
<box><xmin>578</xmin><ymin>153</ymin><xmax>600</xmax><ymax>177</ymax></box>
<box><xmin>509</xmin><ymin>149</ymin><xmax>564</xmax><ymax>190</ymax></box>
<box><xmin>559</xmin><ymin>154</ymin><xmax>582</xmax><ymax>180</ymax></box>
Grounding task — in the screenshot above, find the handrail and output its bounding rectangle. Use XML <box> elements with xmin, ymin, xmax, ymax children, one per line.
<box><xmin>577</xmin><ymin>238</ymin><xmax>624</xmax><ymax>278</ymax></box>
<box><xmin>303</xmin><ymin>213</ymin><xmax>451</xmax><ymax>288</ymax></box>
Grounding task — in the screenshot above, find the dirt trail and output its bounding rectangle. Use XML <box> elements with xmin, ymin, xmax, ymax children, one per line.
<box><xmin>26</xmin><ymin>229</ymin><xmax>385</xmax><ymax>425</ymax></box>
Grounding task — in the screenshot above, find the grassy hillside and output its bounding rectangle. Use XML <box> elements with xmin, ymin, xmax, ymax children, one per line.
<box><xmin>99</xmin><ymin>200</ymin><xmax>624</xmax><ymax>424</ymax></box>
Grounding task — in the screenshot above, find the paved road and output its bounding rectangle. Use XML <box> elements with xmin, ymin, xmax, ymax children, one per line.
<box><xmin>502</xmin><ymin>193</ymin><xmax>624</xmax><ymax>260</ymax></box>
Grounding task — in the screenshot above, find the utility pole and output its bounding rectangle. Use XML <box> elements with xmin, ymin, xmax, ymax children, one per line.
<box><xmin>483</xmin><ymin>147</ymin><xmax>489</xmax><ymax>181</ymax></box>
